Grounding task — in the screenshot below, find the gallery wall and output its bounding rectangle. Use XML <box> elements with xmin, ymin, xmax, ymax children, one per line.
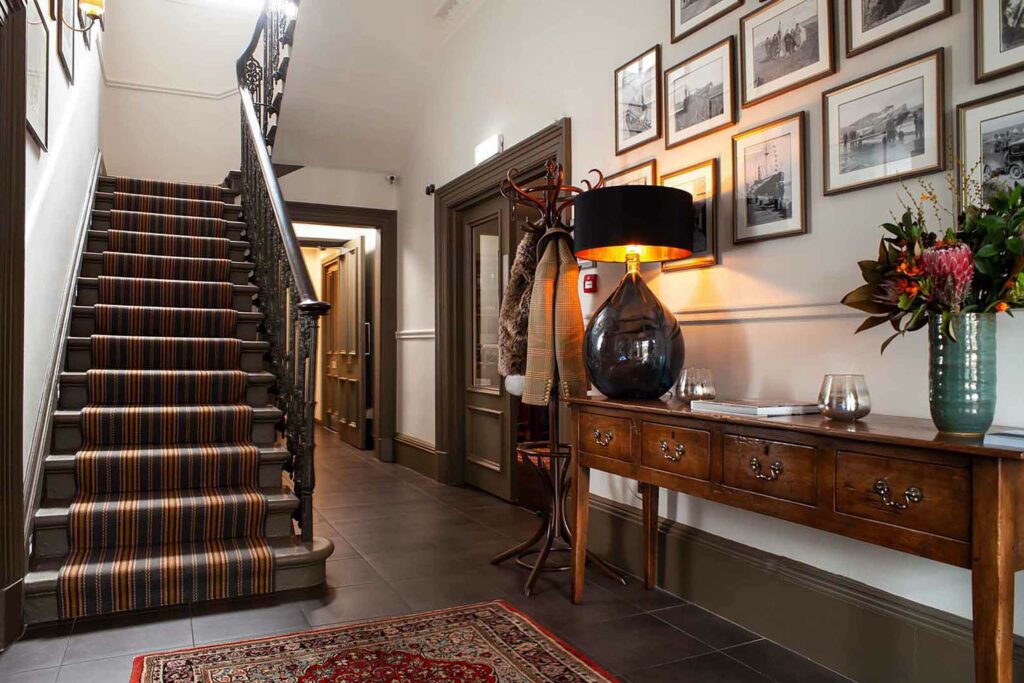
<box><xmin>395</xmin><ymin>0</ymin><xmax>1024</xmax><ymax>630</ymax></box>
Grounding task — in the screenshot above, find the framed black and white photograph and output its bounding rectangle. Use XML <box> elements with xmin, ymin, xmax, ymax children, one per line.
<box><xmin>823</xmin><ymin>49</ymin><xmax>944</xmax><ymax>195</ymax></box>
<box><xmin>78</xmin><ymin>6</ymin><xmax>91</xmax><ymax>49</ymax></box>
<box><xmin>672</xmin><ymin>0</ymin><xmax>744</xmax><ymax>43</ymax></box>
<box><xmin>740</xmin><ymin>0</ymin><xmax>834</xmax><ymax>108</ymax></box>
<box><xmin>845</xmin><ymin>0</ymin><xmax>949</xmax><ymax>57</ymax></box>
<box><xmin>957</xmin><ymin>85</ymin><xmax>1024</xmax><ymax>204</ymax></box>
<box><xmin>975</xmin><ymin>0</ymin><xmax>1024</xmax><ymax>82</ymax></box>
<box><xmin>661</xmin><ymin>159</ymin><xmax>720</xmax><ymax>270</ymax></box>
<box><xmin>58</xmin><ymin>0</ymin><xmax>74</xmax><ymax>83</ymax></box>
<box><xmin>26</xmin><ymin>0</ymin><xmax>49</xmax><ymax>150</ymax></box>
<box><xmin>733</xmin><ymin>112</ymin><xmax>807</xmax><ymax>244</ymax></box>
<box><xmin>665</xmin><ymin>37</ymin><xmax>736</xmax><ymax>149</ymax></box>
<box><xmin>615</xmin><ymin>46</ymin><xmax>662</xmax><ymax>155</ymax></box>
<box><xmin>604</xmin><ymin>159</ymin><xmax>658</xmax><ymax>187</ymax></box>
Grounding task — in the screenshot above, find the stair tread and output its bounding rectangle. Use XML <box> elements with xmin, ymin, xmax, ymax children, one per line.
<box><xmin>92</xmin><ymin>209</ymin><xmax>245</xmax><ymax>229</ymax></box>
<box><xmin>45</xmin><ymin>445</ymin><xmax>289</xmax><ymax>471</ymax></box>
<box><xmin>100</xmin><ymin>174</ymin><xmax>238</xmax><ymax>193</ymax></box>
<box><xmin>66</xmin><ymin>335</ymin><xmax>268</xmax><ymax>347</ymax></box>
<box><xmin>72</xmin><ymin>304</ymin><xmax>262</xmax><ymax>320</ymax></box>
<box><xmin>78</xmin><ymin>276</ymin><xmax>257</xmax><ymax>291</ymax></box>
<box><xmin>82</xmin><ymin>252</ymin><xmax>254</xmax><ymax>269</ymax></box>
<box><xmin>53</xmin><ymin>405</ymin><xmax>281</xmax><ymax>421</ymax></box>
<box><xmin>88</xmin><ymin>228</ymin><xmax>249</xmax><ymax>249</ymax></box>
<box><xmin>60</xmin><ymin>369</ymin><xmax>275</xmax><ymax>383</ymax></box>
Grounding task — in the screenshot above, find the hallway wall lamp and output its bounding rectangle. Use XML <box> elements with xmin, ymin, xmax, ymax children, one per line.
<box><xmin>63</xmin><ymin>0</ymin><xmax>104</xmax><ymax>33</ymax></box>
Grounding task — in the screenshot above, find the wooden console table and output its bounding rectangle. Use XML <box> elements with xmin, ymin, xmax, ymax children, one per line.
<box><xmin>568</xmin><ymin>395</ymin><xmax>1024</xmax><ymax>683</ymax></box>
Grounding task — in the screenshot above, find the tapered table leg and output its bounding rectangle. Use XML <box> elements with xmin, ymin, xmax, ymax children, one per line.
<box><xmin>642</xmin><ymin>483</ymin><xmax>659</xmax><ymax>590</ymax></box>
<box><xmin>972</xmin><ymin>458</ymin><xmax>1018</xmax><ymax>683</ymax></box>
<box><xmin>571</xmin><ymin>461</ymin><xmax>590</xmax><ymax>604</ymax></box>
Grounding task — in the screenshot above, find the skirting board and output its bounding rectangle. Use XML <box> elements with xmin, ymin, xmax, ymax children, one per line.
<box><xmin>586</xmin><ymin>495</ymin><xmax>1024</xmax><ymax>683</ymax></box>
<box><xmin>393</xmin><ymin>433</ymin><xmax>443</xmax><ymax>481</ymax></box>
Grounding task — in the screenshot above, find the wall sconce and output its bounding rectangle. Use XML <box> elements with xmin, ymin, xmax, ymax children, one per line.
<box><xmin>63</xmin><ymin>0</ymin><xmax>104</xmax><ymax>33</ymax></box>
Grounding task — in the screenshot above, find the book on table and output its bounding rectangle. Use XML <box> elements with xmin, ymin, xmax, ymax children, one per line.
<box><xmin>983</xmin><ymin>430</ymin><xmax>1024</xmax><ymax>449</ymax></box>
<box><xmin>689</xmin><ymin>399</ymin><xmax>820</xmax><ymax>417</ymax></box>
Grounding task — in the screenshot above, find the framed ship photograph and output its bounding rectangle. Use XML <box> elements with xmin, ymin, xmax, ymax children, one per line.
<box><xmin>740</xmin><ymin>0</ymin><xmax>835</xmax><ymax>108</ymax></box>
<box><xmin>975</xmin><ymin>0</ymin><xmax>1024</xmax><ymax>82</ymax></box>
<box><xmin>26</xmin><ymin>0</ymin><xmax>49</xmax><ymax>150</ymax></box>
<box><xmin>665</xmin><ymin>37</ymin><xmax>736</xmax><ymax>149</ymax></box>
<box><xmin>661</xmin><ymin>158</ymin><xmax>720</xmax><ymax>270</ymax></box>
<box><xmin>957</xmin><ymin>85</ymin><xmax>1024</xmax><ymax>205</ymax></box>
<box><xmin>733</xmin><ymin>112</ymin><xmax>807</xmax><ymax>244</ymax></box>
<box><xmin>845</xmin><ymin>0</ymin><xmax>949</xmax><ymax>57</ymax></box>
<box><xmin>604</xmin><ymin>159</ymin><xmax>658</xmax><ymax>187</ymax></box>
<box><xmin>822</xmin><ymin>49</ymin><xmax>944</xmax><ymax>195</ymax></box>
<box><xmin>615</xmin><ymin>46</ymin><xmax>662</xmax><ymax>155</ymax></box>
<box><xmin>672</xmin><ymin>0</ymin><xmax>744</xmax><ymax>43</ymax></box>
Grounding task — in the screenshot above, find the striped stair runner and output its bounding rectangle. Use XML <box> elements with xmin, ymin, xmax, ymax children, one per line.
<box><xmin>57</xmin><ymin>177</ymin><xmax>276</xmax><ymax>620</ymax></box>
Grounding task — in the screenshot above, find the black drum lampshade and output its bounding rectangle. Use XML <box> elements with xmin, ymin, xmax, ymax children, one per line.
<box><xmin>573</xmin><ymin>185</ymin><xmax>695</xmax><ymax>400</ymax></box>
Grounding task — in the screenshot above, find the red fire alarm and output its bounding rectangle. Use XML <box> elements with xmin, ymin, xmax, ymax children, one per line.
<box><xmin>583</xmin><ymin>273</ymin><xmax>598</xmax><ymax>293</ymax></box>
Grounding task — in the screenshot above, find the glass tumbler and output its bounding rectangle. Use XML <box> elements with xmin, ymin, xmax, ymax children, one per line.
<box><xmin>818</xmin><ymin>374</ymin><xmax>871</xmax><ymax>422</ymax></box>
<box><xmin>678</xmin><ymin>368</ymin><xmax>716</xmax><ymax>403</ymax></box>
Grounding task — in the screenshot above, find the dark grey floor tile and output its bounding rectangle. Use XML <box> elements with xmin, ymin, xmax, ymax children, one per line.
<box><xmin>0</xmin><ymin>624</ymin><xmax>70</xmax><ymax>674</ymax></box>
<box><xmin>390</xmin><ymin>567</ymin><xmax>520</xmax><ymax>611</ymax></box>
<box><xmin>506</xmin><ymin>580</ymin><xmax>642</xmax><ymax>631</ymax></box>
<box><xmin>626</xmin><ymin>652</ymin><xmax>770</xmax><ymax>682</ymax></box>
<box><xmin>298</xmin><ymin>582</ymin><xmax>410</xmax><ymax>627</ymax></box>
<box><xmin>3</xmin><ymin>667</ymin><xmax>59</xmax><ymax>683</ymax></box>
<box><xmin>423</xmin><ymin>485</ymin><xmax>509</xmax><ymax>510</ymax></box>
<box><xmin>190</xmin><ymin>599</ymin><xmax>310</xmax><ymax>645</ymax></box>
<box><xmin>324</xmin><ymin>557</ymin><xmax>383</xmax><ymax>588</ymax></box>
<box><xmin>462</xmin><ymin>504</ymin><xmax>543</xmax><ymax>537</ymax></box>
<box><xmin>558</xmin><ymin>613</ymin><xmax>712</xmax><ymax>675</ymax></box>
<box><xmin>653</xmin><ymin>604</ymin><xmax>761</xmax><ymax>649</ymax></box>
<box><xmin>363</xmin><ymin>540</ymin><xmax>516</xmax><ymax>582</ymax></box>
<box><xmin>344</xmin><ymin>519</ymin><xmax>503</xmax><ymax>555</ymax></box>
<box><xmin>589</xmin><ymin>572</ymin><xmax>687</xmax><ymax>612</ymax></box>
<box><xmin>55</xmin><ymin>655</ymin><xmax>136</xmax><ymax>683</ymax></box>
<box><xmin>725</xmin><ymin>640</ymin><xmax>853</xmax><ymax>683</ymax></box>
<box><xmin>63</xmin><ymin>608</ymin><xmax>192</xmax><ymax>664</ymax></box>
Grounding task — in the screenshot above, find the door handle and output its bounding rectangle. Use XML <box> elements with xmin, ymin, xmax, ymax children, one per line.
<box><xmin>365</xmin><ymin>322</ymin><xmax>372</xmax><ymax>357</ymax></box>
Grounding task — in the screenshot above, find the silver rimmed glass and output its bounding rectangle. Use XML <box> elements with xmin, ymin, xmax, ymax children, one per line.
<box><xmin>818</xmin><ymin>374</ymin><xmax>871</xmax><ymax>422</ymax></box>
<box><xmin>677</xmin><ymin>368</ymin><xmax>716</xmax><ymax>403</ymax></box>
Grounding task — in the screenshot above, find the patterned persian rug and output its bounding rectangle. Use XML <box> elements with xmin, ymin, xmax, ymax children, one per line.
<box><xmin>131</xmin><ymin>601</ymin><xmax>617</xmax><ymax>682</ymax></box>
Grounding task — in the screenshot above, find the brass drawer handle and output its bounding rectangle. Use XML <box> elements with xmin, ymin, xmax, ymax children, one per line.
<box><xmin>659</xmin><ymin>439</ymin><xmax>686</xmax><ymax>462</ymax></box>
<box><xmin>750</xmin><ymin>456</ymin><xmax>783</xmax><ymax>481</ymax></box>
<box><xmin>873</xmin><ymin>480</ymin><xmax>924</xmax><ymax>510</ymax></box>
<box><xmin>593</xmin><ymin>429</ymin><xmax>614</xmax><ymax>447</ymax></box>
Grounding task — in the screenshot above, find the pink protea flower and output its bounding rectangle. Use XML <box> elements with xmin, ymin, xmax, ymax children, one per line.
<box><xmin>921</xmin><ymin>243</ymin><xmax>974</xmax><ymax>309</ymax></box>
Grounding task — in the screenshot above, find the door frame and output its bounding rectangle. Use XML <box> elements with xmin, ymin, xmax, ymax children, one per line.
<box><xmin>289</xmin><ymin>202</ymin><xmax>397</xmax><ymax>462</ymax></box>
<box><xmin>434</xmin><ymin>118</ymin><xmax>571</xmax><ymax>485</ymax></box>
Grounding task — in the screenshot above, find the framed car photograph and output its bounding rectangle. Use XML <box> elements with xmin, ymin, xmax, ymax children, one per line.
<box><xmin>845</xmin><ymin>0</ymin><xmax>950</xmax><ymax>57</ymax></box>
<box><xmin>740</xmin><ymin>0</ymin><xmax>834</xmax><ymax>108</ymax></box>
<box><xmin>822</xmin><ymin>49</ymin><xmax>945</xmax><ymax>195</ymax></box>
<box><xmin>604</xmin><ymin>159</ymin><xmax>658</xmax><ymax>187</ymax></box>
<box><xmin>672</xmin><ymin>0</ymin><xmax>744</xmax><ymax>43</ymax></box>
<box><xmin>615</xmin><ymin>46</ymin><xmax>662</xmax><ymax>155</ymax></box>
<box><xmin>58</xmin><ymin>0</ymin><xmax>74</xmax><ymax>83</ymax></box>
<box><xmin>975</xmin><ymin>0</ymin><xmax>1024</xmax><ymax>82</ymax></box>
<box><xmin>661</xmin><ymin>158</ymin><xmax>720</xmax><ymax>270</ymax></box>
<box><xmin>733</xmin><ymin>112</ymin><xmax>807</xmax><ymax>244</ymax></box>
<box><xmin>665</xmin><ymin>37</ymin><xmax>736</xmax><ymax>149</ymax></box>
<box><xmin>26</xmin><ymin>0</ymin><xmax>49</xmax><ymax>150</ymax></box>
<box><xmin>957</xmin><ymin>85</ymin><xmax>1024</xmax><ymax>205</ymax></box>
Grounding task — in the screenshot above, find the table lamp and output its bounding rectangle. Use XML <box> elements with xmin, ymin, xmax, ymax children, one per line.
<box><xmin>573</xmin><ymin>185</ymin><xmax>694</xmax><ymax>399</ymax></box>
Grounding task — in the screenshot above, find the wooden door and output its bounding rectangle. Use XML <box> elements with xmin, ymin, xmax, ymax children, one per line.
<box><xmin>461</xmin><ymin>196</ymin><xmax>515</xmax><ymax>500</ymax></box>
<box><xmin>321</xmin><ymin>239</ymin><xmax>369</xmax><ymax>449</ymax></box>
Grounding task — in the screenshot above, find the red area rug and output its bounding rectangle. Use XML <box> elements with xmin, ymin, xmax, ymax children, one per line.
<box><xmin>131</xmin><ymin>600</ymin><xmax>618</xmax><ymax>682</ymax></box>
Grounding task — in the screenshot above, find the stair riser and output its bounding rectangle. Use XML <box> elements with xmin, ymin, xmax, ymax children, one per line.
<box><xmin>75</xmin><ymin>282</ymin><xmax>256</xmax><ymax>313</ymax></box>
<box><xmin>57</xmin><ymin>379</ymin><xmax>270</xmax><ymax>411</ymax></box>
<box><xmin>70</xmin><ymin>311</ymin><xmax>261</xmax><ymax>341</ymax></box>
<box><xmin>86</xmin><ymin>233</ymin><xmax>249</xmax><ymax>262</ymax></box>
<box><xmin>90</xmin><ymin>212</ymin><xmax>246</xmax><ymax>241</ymax></box>
<box><xmin>51</xmin><ymin>417</ymin><xmax>279</xmax><ymax>455</ymax></box>
<box><xmin>80</xmin><ymin>255</ymin><xmax>252</xmax><ymax>286</ymax></box>
<box><xmin>96</xmin><ymin>179</ymin><xmax>239</xmax><ymax>204</ymax></box>
<box><xmin>94</xmin><ymin>195</ymin><xmax>243</xmax><ymax>221</ymax></box>
<box><xmin>33</xmin><ymin>508</ymin><xmax>295</xmax><ymax>559</ymax></box>
<box><xmin>64</xmin><ymin>345</ymin><xmax>267</xmax><ymax>373</ymax></box>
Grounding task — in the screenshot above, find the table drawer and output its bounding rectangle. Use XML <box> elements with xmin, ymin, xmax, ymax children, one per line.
<box><xmin>578</xmin><ymin>411</ymin><xmax>632</xmax><ymax>462</ymax></box>
<box><xmin>641</xmin><ymin>421</ymin><xmax>711</xmax><ymax>480</ymax></box>
<box><xmin>723</xmin><ymin>434</ymin><xmax>817</xmax><ymax>506</ymax></box>
<box><xmin>835</xmin><ymin>451</ymin><xmax>971</xmax><ymax>542</ymax></box>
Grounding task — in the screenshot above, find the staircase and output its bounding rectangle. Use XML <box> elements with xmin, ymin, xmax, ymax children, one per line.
<box><xmin>22</xmin><ymin>176</ymin><xmax>333</xmax><ymax>624</ymax></box>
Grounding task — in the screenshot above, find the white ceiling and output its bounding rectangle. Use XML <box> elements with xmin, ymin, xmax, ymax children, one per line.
<box><xmin>272</xmin><ymin>0</ymin><xmax>450</xmax><ymax>172</ymax></box>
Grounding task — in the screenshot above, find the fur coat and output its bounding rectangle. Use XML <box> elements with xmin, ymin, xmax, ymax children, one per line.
<box><xmin>497</xmin><ymin>230</ymin><xmax>541</xmax><ymax>377</ymax></box>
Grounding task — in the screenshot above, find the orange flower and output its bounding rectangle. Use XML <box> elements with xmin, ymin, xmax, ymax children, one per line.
<box><xmin>996</xmin><ymin>302</ymin><xmax>1009</xmax><ymax>313</ymax></box>
<box><xmin>897</xmin><ymin>260</ymin><xmax>923</xmax><ymax>277</ymax></box>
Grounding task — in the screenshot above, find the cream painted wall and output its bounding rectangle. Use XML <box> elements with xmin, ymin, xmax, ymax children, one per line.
<box><xmin>24</xmin><ymin>16</ymin><xmax>104</xmax><ymax>468</ymax></box>
<box><xmin>394</xmin><ymin>0</ymin><xmax>1024</xmax><ymax>630</ymax></box>
<box><xmin>279</xmin><ymin>167</ymin><xmax>399</xmax><ymax>211</ymax></box>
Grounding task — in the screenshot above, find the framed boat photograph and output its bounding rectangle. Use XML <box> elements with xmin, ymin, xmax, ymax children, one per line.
<box><xmin>664</xmin><ymin>37</ymin><xmax>736</xmax><ymax>149</ymax></box>
<box><xmin>822</xmin><ymin>49</ymin><xmax>944</xmax><ymax>195</ymax></box>
<box><xmin>957</xmin><ymin>85</ymin><xmax>1024</xmax><ymax>205</ymax></box>
<box><xmin>740</xmin><ymin>0</ymin><xmax>835</xmax><ymax>108</ymax></box>
<box><xmin>975</xmin><ymin>0</ymin><xmax>1024</xmax><ymax>82</ymax></box>
<box><xmin>661</xmin><ymin>158</ymin><xmax>720</xmax><ymax>270</ymax></box>
<box><xmin>845</xmin><ymin>0</ymin><xmax>949</xmax><ymax>57</ymax></box>
<box><xmin>615</xmin><ymin>46</ymin><xmax>662</xmax><ymax>155</ymax></box>
<box><xmin>732</xmin><ymin>112</ymin><xmax>807</xmax><ymax>244</ymax></box>
<box><xmin>672</xmin><ymin>0</ymin><xmax>744</xmax><ymax>43</ymax></box>
<box><xmin>26</xmin><ymin>0</ymin><xmax>49</xmax><ymax>150</ymax></box>
<box><xmin>58</xmin><ymin>0</ymin><xmax>74</xmax><ymax>83</ymax></box>
<box><xmin>604</xmin><ymin>159</ymin><xmax>658</xmax><ymax>187</ymax></box>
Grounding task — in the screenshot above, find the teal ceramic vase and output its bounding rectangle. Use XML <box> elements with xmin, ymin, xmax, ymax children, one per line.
<box><xmin>928</xmin><ymin>313</ymin><xmax>996</xmax><ymax>435</ymax></box>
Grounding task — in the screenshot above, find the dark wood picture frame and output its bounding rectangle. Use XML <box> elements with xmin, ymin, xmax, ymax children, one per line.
<box><xmin>739</xmin><ymin>0</ymin><xmax>835</xmax><ymax>108</ymax></box>
<box><xmin>25</xmin><ymin>0</ymin><xmax>47</xmax><ymax>150</ymax></box>
<box><xmin>78</xmin><ymin>6</ymin><xmax>90</xmax><ymax>49</ymax></box>
<box><xmin>614</xmin><ymin>45</ymin><xmax>662</xmax><ymax>156</ymax></box>
<box><xmin>821</xmin><ymin>48</ymin><xmax>945</xmax><ymax>196</ymax></box>
<box><xmin>732</xmin><ymin>111</ymin><xmax>808</xmax><ymax>244</ymax></box>
<box><xmin>664</xmin><ymin>37</ymin><xmax>737</xmax><ymax>150</ymax></box>
<box><xmin>956</xmin><ymin>84</ymin><xmax>1024</xmax><ymax>208</ymax></box>
<box><xmin>844</xmin><ymin>0</ymin><xmax>950</xmax><ymax>58</ymax></box>
<box><xmin>671</xmin><ymin>0</ymin><xmax>744</xmax><ymax>43</ymax></box>
<box><xmin>56</xmin><ymin>0</ymin><xmax>72</xmax><ymax>83</ymax></box>
<box><xmin>47</xmin><ymin>0</ymin><xmax>54</xmax><ymax>20</ymax></box>
<box><xmin>604</xmin><ymin>158</ymin><xmax>658</xmax><ymax>186</ymax></box>
<box><xmin>661</xmin><ymin>158</ymin><xmax>720</xmax><ymax>270</ymax></box>
<box><xmin>974</xmin><ymin>0</ymin><xmax>1024</xmax><ymax>83</ymax></box>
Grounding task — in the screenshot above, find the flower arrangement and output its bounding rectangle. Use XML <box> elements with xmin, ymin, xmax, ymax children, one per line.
<box><xmin>842</xmin><ymin>177</ymin><xmax>1024</xmax><ymax>352</ymax></box>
